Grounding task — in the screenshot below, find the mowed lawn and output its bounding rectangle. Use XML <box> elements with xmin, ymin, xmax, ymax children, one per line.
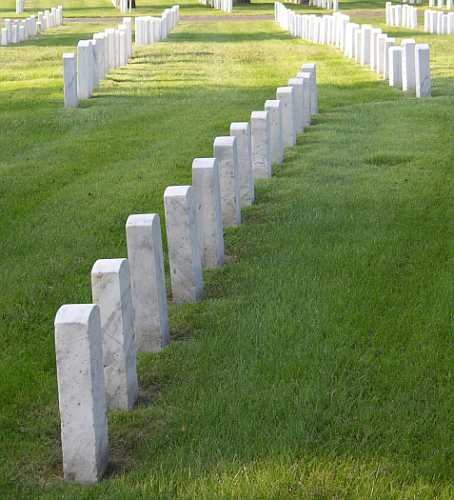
<box><xmin>1</xmin><ymin>1</ymin><xmax>454</xmax><ymax>498</ymax></box>
<box><xmin>0</xmin><ymin>0</ymin><xmax>275</xmax><ymax>18</ymax></box>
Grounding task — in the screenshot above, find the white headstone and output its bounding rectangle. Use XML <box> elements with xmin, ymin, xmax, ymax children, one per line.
<box><xmin>276</xmin><ymin>87</ymin><xmax>296</xmax><ymax>147</ymax></box>
<box><xmin>230</xmin><ymin>122</ymin><xmax>255</xmax><ymax>207</ymax></box>
<box><xmin>63</xmin><ymin>53</ymin><xmax>79</xmax><ymax>108</ymax></box>
<box><xmin>288</xmin><ymin>78</ymin><xmax>305</xmax><ymax>134</ymax></box>
<box><xmin>415</xmin><ymin>43</ymin><xmax>431</xmax><ymax>97</ymax></box>
<box><xmin>91</xmin><ymin>259</ymin><xmax>139</xmax><ymax>411</ymax></box>
<box><xmin>264</xmin><ymin>100</ymin><xmax>284</xmax><ymax>166</ymax></box>
<box><xmin>54</xmin><ymin>304</ymin><xmax>108</xmax><ymax>483</ymax></box>
<box><xmin>250</xmin><ymin>111</ymin><xmax>272</xmax><ymax>179</ymax></box>
<box><xmin>77</xmin><ymin>40</ymin><xmax>92</xmax><ymax>100</ymax></box>
<box><xmin>213</xmin><ymin>137</ymin><xmax>241</xmax><ymax>227</ymax></box>
<box><xmin>301</xmin><ymin>63</ymin><xmax>318</xmax><ymax>115</ymax></box>
<box><xmin>360</xmin><ymin>25</ymin><xmax>372</xmax><ymax>66</ymax></box>
<box><xmin>192</xmin><ymin>158</ymin><xmax>225</xmax><ymax>268</ymax></box>
<box><xmin>126</xmin><ymin>214</ymin><xmax>169</xmax><ymax>352</ymax></box>
<box><xmin>164</xmin><ymin>186</ymin><xmax>204</xmax><ymax>303</ymax></box>
<box><xmin>401</xmin><ymin>39</ymin><xmax>416</xmax><ymax>91</ymax></box>
<box><xmin>388</xmin><ymin>46</ymin><xmax>403</xmax><ymax>87</ymax></box>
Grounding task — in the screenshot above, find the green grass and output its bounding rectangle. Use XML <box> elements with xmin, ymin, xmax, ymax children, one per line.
<box><xmin>0</xmin><ymin>0</ymin><xmax>279</xmax><ymax>18</ymax></box>
<box><xmin>1</xmin><ymin>1</ymin><xmax>454</xmax><ymax>498</ymax></box>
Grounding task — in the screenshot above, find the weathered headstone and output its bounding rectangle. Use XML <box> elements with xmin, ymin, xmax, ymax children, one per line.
<box><xmin>230</xmin><ymin>122</ymin><xmax>255</xmax><ymax>207</ymax></box>
<box><xmin>91</xmin><ymin>259</ymin><xmax>139</xmax><ymax>411</ymax></box>
<box><xmin>54</xmin><ymin>304</ymin><xmax>109</xmax><ymax>484</ymax></box>
<box><xmin>250</xmin><ymin>111</ymin><xmax>272</xmax><ymax>179</ymax></box>
<box><xmin>126</xmin><ymin>214</ymin><xmax>169</xmax><ymax>352</ymax></box>
<box><xmin>213</xmin><ymin>137</ymin><xmax>241</xmax><ymax>227</ymax></box>
<box><xmin>164</xmin><ymin>186</ymin><xmax>204</xmax><ymax>303</ymax></box>
<box><xmin>301</xmin><ymin>62</ymin><xmax>318</xmax><ymax>114</ymax></box>
<box><xmin>288</xmin><ymin>78</ymin><xmax>305</xmax><ymax>134</ymax></box>
<box><xmin>276</xmin><ymin>87</ymin><xmax>296</xmax><ymax>147</ymax></box>
<box><xmin>192</xmin><ymin>158</ymin><xmax>224</xmax><ymax>268</ymax></box>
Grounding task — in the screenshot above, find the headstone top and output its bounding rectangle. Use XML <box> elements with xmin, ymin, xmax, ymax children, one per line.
<box><xmin>192</xmin><ymin>158</ymin><xmax>218</xmax><ymax>170</ymax></box>
<box><xmin>55</xmin><ymin>304</ymin><xmax>97</xmax><ymax>326</ymax></box>
<box><xmin>126</xmin><ymin>213</ymin><xmax>157</xmax><ymax>226</ymax></box>
<box><xmin>230</xmin><ymin>122</ymin><xmax>249</xmax><ymax>132</ymax></box>
<box><xmin>91</xmin><ymin>258</ymin><xmax>126</xmax><ymax>274</ymax></box>
<box><xmin>214</xmin><ymin>136</ymin><xmax>236</xmax><ymax>147</ymax></box>
<box><xmin>164</xmin><ymin>185</ymin><xmax>192</xmax><ymax>198</ymax></box>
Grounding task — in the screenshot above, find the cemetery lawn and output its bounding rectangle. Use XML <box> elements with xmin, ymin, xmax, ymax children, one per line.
<box><xmin>1</xmin><ymin>4</ymin><xmax>454</xmax><ymax>499</ymax></box>
<box><xmin>0</xmin><ymin>0</ymin><xmax>279</xmax><ymax>18</ymax></box>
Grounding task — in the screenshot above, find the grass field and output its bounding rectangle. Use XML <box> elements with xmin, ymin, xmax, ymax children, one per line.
<box><xmin>1</xmin><ymin>0</ymin><xmax>454</xmax><ymax>498</ymax></box>
<box><xmin>0</xmin><ymin>0</ymin><xmax>278</xmax><ymax>18</ymax></box>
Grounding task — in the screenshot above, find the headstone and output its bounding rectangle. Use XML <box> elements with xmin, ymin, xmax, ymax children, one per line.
<box><xmin>388</xmin><ymin>46</ymin><xmax>403</xmax><ymax>87</ymax></box>
<box><xmin>213</xmin><ymin>137</ymin><xmax>241</xmax><ymax>227</ymax></box>
<box><xmin>93</xmin><ymin>33</ymin><xmax>107</xmax><ymax>80</ymax></box>
<box><xmin>264</xmin><ymin>100</ymin><xmax>284</xmax><ymax>165</ymax></box>
<box><xmin>77</xmin><ymin>40</ymin><xmax>92</xmax><ymax>100</ymax></box>
<box><xmin>370</xmin><ymin>28</ymin><xmax>382</xmax><ymax>71</ymax></box>
<box><xmin>91</xmin><ymin>259</ymin><xmax>139</xmax><ymax>411</ymax></box>
<box><xmin>401</xmin><ymin>38</ymin><xmax>416</xmax><ymax>91</ymax></box>
<box><xmin>415</xmin><ymin>43</ymin><xmax>431</xmax><ymax>97</ymax></box>
<box><xmin>230</xmin><ymin>122</ymin><xmax>255</xmax><ymax>207</ymax></box>
<box><xmin>90</xmin><ymin>39</ymin><xmax>101</xmax><ymax>89</ymax></box>
<box><xmin>192</xmin><ymin>158</ymin><xmax>224</xmax><ymax>268</ymax></box>
<box><xmin>297</xmin><ymin>72</ymin><xmax>312</xmax><ymax>126</ymax></box>
<box><xmin>54</xmin><ymin>304</ymin><xmax>109</xmax><ymax>483</ymax></box>
<box><xmin>119</xmin><ymin>30</ymin><xmax>127</xmax><ymax>66</ymax></box>
<box><xmin>288</xmin><ymin>78</ymin><xmax>305</xmax><ymax>134</ymax></box>
<box><xmin>383</xmin><ymin>37</ymin><xmax>395</xmax><ymax>79</ymax></box>
<box><xmin>63</xmin><ymin>53</ymin><xmax>79</xmax><ymax>108</ymax></box>
<box><xmin>104</xmin><ymin>29</ymin><xmax>112</xmax><ymax>71</ymax></box>
<box><xmin>301</xmin><ymin>63</ymin><xmax>318</xmax><ymax>115</ymax></box>
<box><xmin>276</xmin><ymin>87</ymin><xmax>296</xmax><ymax>147</ymax></box>
<box><xmin>376</xmin><ymin>34</ymin><xmax>387</xmax><ymax>75</ymax></box>
<box><xmin>250</xmin><ymin>111</ymin><xmax>272</xmax><ymax>179</ymax></box>
<box><xmin>354</xmin><ymin>28</ymin><xmax>362</xmax><ymax>63</ymax></box>
<box><xmin>164</xmin><ymin>186</ymin><xmax>204</xmax><ymax>303</ymax></box>
<box><xmin>360</xmin><ymin>25</ymin><xmax>372</xmax><ymax>66</ymax></box>
<box><xmin>125</xmin><ymin>214</ymin><xmax>169</xmax><ymax>352</ymax></box>
<box><xmin>105</xmin><ymin>29</ymin><xmax>115</xmax><ymax>70</ymax></box>
<box><xmin>1</xmin><ymin>28</ymin><xmax>8</xmax><ymax>46</ymax></box>
<box><xmin>114</xmin><ymin>29</ymin><xmax>121</xmax><ymax>68</ymax></box>
<box><xmin>4</xmin><ymin>19</ymin><xmax>12</xmax><ymax>44</ymax></box>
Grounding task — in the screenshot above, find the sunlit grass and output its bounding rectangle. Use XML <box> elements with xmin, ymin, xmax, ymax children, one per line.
<box><xmin>0</xmin><ymin>1</ymin><xmax>453</xmax><ymax>498</ymax></box>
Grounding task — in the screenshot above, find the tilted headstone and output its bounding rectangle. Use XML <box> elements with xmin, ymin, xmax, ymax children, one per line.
<box><xmin>164</xmin><ymin>186</ymin><xmax>204</xmax><ymax>303</ymax></box>
<box><xmin>288</xmin><ymin>77</ymin><xmax>305</xmax><ymax>134</ymax></box>
<box><xmin>276</xmin><ymin>87</ymin><xmax>296</xmax><ymax>147</ymax></box>
<box><xmin>230</xmin><ymin>122</ymin><xmax>255</xmax><ymax>206</ymax></box>
<box><xmin>213</xmin><ymin>137</ymin><xmax>241</xmax><ymax>227</ymax></box>
<box><xmin>192</xmin><ymin>158</ymin><xmax>225</xmax><ymax>269</ymax></box>
<box><xmin>91</xmin><ymin>259</ymin><xmax>139</xmax><ymax>411</ymax></box>
<box><xmin>264</xmin><ymin>99</ymin><xmax>284</xmax><ymax>166</ymax></box>
<box><xmin>301</xmin><ymin>63</ymin><xmax>318</xmax><ymax>114</ymax></box>
<box><xmin>250</xmin><ymin>111</ymin><xmax>272</xmax><ymax>179</ymax></box>
<box><xmin>126</xmin><ymin>214</ymin><xmax>170</xmax><ymax>352</ymax></box>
